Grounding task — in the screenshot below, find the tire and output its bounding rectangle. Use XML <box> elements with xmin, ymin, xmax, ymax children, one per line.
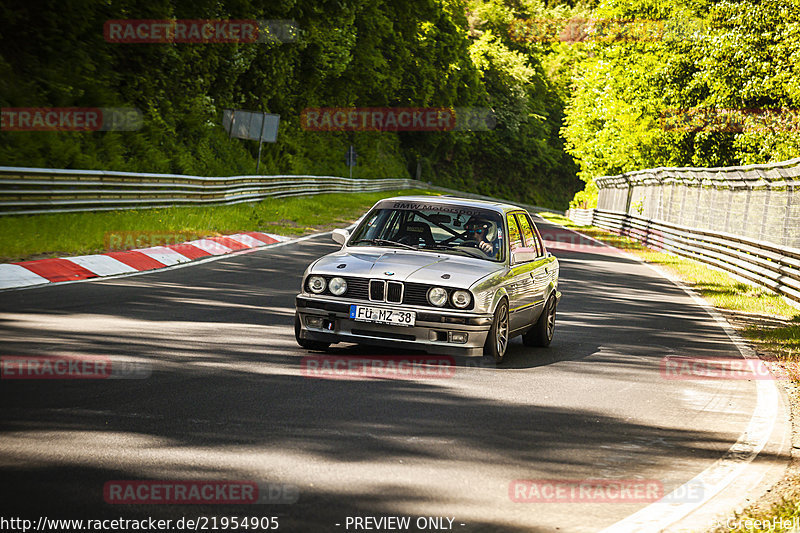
<box><xmin>484</xmin><ymin>299</ymin><xmax>510</xmax><ymax>363</ymax></box>
<box><xmin>523</xmin><ymin>295</ymin><xmax>556</xmax><ymax>347</ymax></box>
<box><xmin>294</xmin><ymin>314</ymin><xmax>331</xmax><ymax>351</ymax></box>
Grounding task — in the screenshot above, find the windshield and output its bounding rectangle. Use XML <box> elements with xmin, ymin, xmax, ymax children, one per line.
<box><xmin>349</xmin><ymin>203</ymin><xmax>505</xmax><ymax>262</ymax></box>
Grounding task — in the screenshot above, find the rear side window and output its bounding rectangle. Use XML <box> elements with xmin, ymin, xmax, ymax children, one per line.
<box><xmin>517</xmin><ymin>213</ymin><xmax>543</xmax><ymax>256</ymax></box>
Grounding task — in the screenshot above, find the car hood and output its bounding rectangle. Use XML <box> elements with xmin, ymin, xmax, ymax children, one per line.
<box><xmin>311</xmin><ymin>248</ymin><xmax>504</xmax><ymax>287</ymax></box>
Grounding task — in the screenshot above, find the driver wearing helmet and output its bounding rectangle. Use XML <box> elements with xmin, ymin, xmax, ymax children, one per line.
<box><xmin>464</xmin><ymin>216</ymin><xmax>499</xmax><ymax>258</ymax></box>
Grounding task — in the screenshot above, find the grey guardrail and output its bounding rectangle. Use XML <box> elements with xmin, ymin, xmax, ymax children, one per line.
<box><xmin>0</xmin><ymin>166</ymin><xmax>562</xmax><ymax>216</ymax></box>
<box><xmin>0</xmin><ymin>166</ymin><xmax>420</xmax><ymax>215</ymax></box>
<box><xmin>571</xmin><ymin>208</ymin><xmax>800</xmax><ymax>304</ymax></box>
<box><xmin>594</xmin><ymin>157</ymin><xmax>800</xmax><ymax>189</ymax></box>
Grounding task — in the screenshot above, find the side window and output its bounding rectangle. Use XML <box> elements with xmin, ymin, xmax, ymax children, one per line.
<box><xmin>506</xmin><ymin>213</ymin><xmax>523</xmax><ymax>253</ymax></box>
<box><xmin>517</xmin><ymin>213</ymin><xmax>543</xmax><ymax>256</ymax></box>
<box><xmin>533</xmin><ymin>224</ymin><xmax>546</xmax><ymax>256</ymax></box>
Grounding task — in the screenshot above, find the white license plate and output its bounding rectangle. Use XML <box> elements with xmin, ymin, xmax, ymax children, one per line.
<box><xmin>349</xmin><ymin>305</ymin><xmax>416</xmax><ymax>326</ymax></box>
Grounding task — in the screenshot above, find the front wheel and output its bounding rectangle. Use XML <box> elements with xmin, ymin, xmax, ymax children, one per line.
<box><xmin>523</xmin><ymin>295</ymin><xmax>556</xmax><ymax>347</ymax></box>
<box><xmin>484</xmin><ymin>299</ymin><xmax>509</xmax><ymax>363</ymax></box>
<box><xmin>294</xmin><ymin>314</ymin><xmax>331</xmax><ymax>351</ymax></box>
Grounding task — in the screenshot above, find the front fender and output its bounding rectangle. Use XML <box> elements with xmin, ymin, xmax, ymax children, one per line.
<box><xmin>489</xmin><ymin>287</ymin><xmax>509</xmax><ymax>314</ymax></box>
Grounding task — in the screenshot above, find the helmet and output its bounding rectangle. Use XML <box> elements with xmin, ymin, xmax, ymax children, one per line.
<box><xmin>465</xmin><ymin>216</ymin><xmax>498</xmax><ymax>242</ymax></box>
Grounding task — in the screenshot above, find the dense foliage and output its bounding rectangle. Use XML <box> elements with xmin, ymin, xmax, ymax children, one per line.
<box><xmin>557</xmin><ymin>0</ymin><xmax>800</xmax><ymax>205</ymax></box>
<box><xmin>5</xmin><ymin>0</ymin><xmax>791</xmax><ymax>211</ymax></box>
<box><xmin>0</xmin><ymin>0</ymin><xmax>582</xmax><ymax>209</ymax></box>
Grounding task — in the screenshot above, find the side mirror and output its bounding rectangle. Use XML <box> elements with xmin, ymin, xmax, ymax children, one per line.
<box><xmin>332</xmin><ymin>228</ymin><xmax>349</xmax><ymax>245</ymax></box>
<box><xmin>511</xmin><ymin>249</ymin><xmax>536</xmax><ymax>265</ymax></box>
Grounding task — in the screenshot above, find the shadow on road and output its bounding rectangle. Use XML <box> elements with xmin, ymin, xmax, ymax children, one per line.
<box><xmin>0</xmin><ymin>231</ymin><xmax>781</xmax><ymax>530</ymax></box>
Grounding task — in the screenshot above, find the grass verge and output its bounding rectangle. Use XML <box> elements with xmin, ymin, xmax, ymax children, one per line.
<box><xmin>539</xmin><ymin>212</ymin><xmax>800</xmax><ymax>532</ymax></box>
<box><xmin>0</xmin><ymin>188</ymin><xmax>438</xmax><ymax>262</ymax></box>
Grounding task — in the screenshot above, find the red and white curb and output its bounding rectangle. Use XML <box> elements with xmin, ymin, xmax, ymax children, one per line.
<box><xmin>0</xmin><ymin>232</ymin><xmax>289</xmax><ymax>290</ymax></box>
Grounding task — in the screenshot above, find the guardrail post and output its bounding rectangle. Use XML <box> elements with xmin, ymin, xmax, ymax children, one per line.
<box><xmin>665</xmin><ymin>182</ymin><xmax>675</xmax><ymax>224</ymax></box>
<box><xmin>723</xmin><ymin>187</ymin><xmax>733</xmax><ymax>233</ymax></box>
<box><xmin>624</xmin><ymin>174</ymin><xmax>633</xmax><ymax>214</ymax></box>
<box><xmin>654</xmin><ymin>182</ymin><xmax>664</xmax><ymax>220</ymax></box>
<box><xmin>678</xmin><ymin>182</ymin><xmax>688</xmax><ymax>226</ymax></box>
<box><xmin>784</xmin><ymin>186</ymin><xmax>794</xmax><ymax>247</ymax></box>
<box><xmin>760</xmin><ymin>187</ymin><xmax>772</xmax><ymax>243</ymax></box>
<box><xmin>741</xmin><ymin>186</ymin><xmax>752</xmax><ymax>238</ymax></box>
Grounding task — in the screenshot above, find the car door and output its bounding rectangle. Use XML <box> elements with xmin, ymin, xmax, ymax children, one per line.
<box><xmin>517</xmin><ymin>212</ymin><xmax>550</xmax><ymax>321</ymax></box>
<box><xmin>505</xmin><ymin>212</ymin><xmax>537</xmax><ymax>333</ymax></box>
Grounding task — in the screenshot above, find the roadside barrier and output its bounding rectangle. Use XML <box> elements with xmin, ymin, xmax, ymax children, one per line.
<box><xmin>0</xmin><ymin>166</ymin><xmax>560</xmax><ymax>216</ymax></box>
<box><xmin>566</xmin><ymin>207</ymin><xmax>800</xmax><ymax>303</ymax></box>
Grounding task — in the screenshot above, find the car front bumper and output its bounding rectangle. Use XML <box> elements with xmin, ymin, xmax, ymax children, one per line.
<box><xmin>295</xmin><ymin>295</ymin><xmax>494</xmax><ymax>356</ymax></box>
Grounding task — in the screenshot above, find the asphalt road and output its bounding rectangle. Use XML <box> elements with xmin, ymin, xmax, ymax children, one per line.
<box><xmin>0</xmin><ymin>219</ymin><xmax>790</xmax><ymax>532</ymax></box>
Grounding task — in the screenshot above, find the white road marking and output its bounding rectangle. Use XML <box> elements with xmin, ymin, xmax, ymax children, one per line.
<box><xmin>542</xmin><ymin>218</ymin><xmax>786</xmax><ymax>532</ymax></box>
<box><xmin>601</xmin><ymin>379</ymin><xmax>776</xmax><ymax>532</ymax></box>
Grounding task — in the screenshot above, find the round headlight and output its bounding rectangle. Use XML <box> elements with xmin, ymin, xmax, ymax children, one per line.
<box><xmin>308</xmin><ymin>275</ymin><xmax>326</xmax><ymax>294</ymax></box>
<box><xmin>427</xmin><ymin>287</ymin><xmax>448</xmax><ymax>307</ymax></box>
<box><xmin>329</xmin><ymin>277</ymin><xmax>347</xmax><ymax>296</ymax></box>
<box><xmin>451</xmin><ymin>290</ymin><xmax>472</xmax><ymax>308</ymax></box>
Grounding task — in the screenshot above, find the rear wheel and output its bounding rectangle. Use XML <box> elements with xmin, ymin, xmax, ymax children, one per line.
<box><xmin>523</xmin><ymin>295</ymin><xmax>556</xmax><ymax>347</ymax></box>
<box><xmin>294</xmin><ymin>314</ymin><xmax>331</xmax><ymax>351</ymax></box>
<box><xmin>484</xmin><ymin>299</ymin><xmax>509</xmax><ymax>363</ymax></box>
